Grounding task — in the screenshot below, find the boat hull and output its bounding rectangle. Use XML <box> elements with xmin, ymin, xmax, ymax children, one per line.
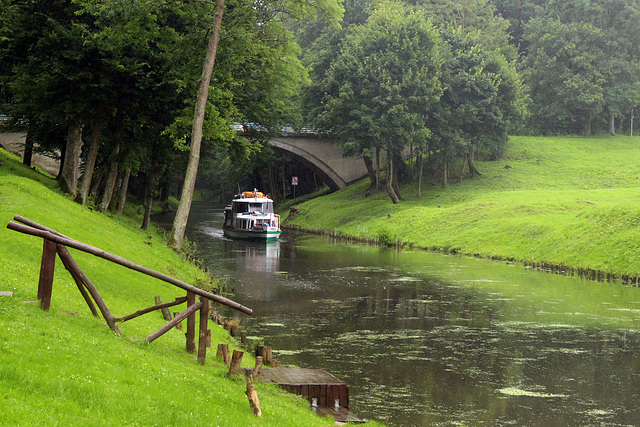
<box><xmin>223</xmin><ymin>226</ymin><xmax>281</xmax><ymax>241</ymax></box>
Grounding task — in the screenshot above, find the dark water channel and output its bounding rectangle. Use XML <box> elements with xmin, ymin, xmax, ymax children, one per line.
<box><xmin>177</xmin><ymin>202</ymin><xmax>640</xmax><ymax>426</ymax></box>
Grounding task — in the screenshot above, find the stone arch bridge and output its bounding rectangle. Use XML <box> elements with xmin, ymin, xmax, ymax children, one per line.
<box><xmin>264</xmin><ymin>133</ymin><xmax>368</xmax><ymax>191</ymax></box>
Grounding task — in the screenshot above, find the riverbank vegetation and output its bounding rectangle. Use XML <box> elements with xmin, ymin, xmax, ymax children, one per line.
<box><xmin>0</xmin><ymin>148</ymin><xmax>339</xmax><ymax>426</ymax></box>
<box><xmin>284</xmin><ymin>135</ymin><xmax>640</xmax><ymax>279</ymax></box>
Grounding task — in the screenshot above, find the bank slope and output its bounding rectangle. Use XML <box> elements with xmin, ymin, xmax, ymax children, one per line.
<box><xmin>285</xmin><ymin>136</ymin><xmax>640</xmax><ymax>279</ymax></box>
<box><xmin>0</xmin><ymin>148</ymin><xmax>336</xmax><ymax>426</ymax></box>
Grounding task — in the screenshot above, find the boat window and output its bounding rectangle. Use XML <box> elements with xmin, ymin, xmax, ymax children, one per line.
<box><xmin>233</xmin><ymin>202</ymin><xmax>249</xmax><ymax>213</ymax></box>
<box><xmin>249</xmin><ymin>203</ymin><xmax>263</xmax><ymax>212</ymax></box>
<box><xmin>263</xmin><ymin>202</ymin><xmax>273</xmax><ymax>213</ymax></box>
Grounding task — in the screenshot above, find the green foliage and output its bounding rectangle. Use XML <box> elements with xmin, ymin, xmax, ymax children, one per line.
<box><xmin>428</xmin><ymin>28</ymin><xmax>525</xmax><ymax>169</ymax></box>
<box><xmin>522</xmin><ymin>0</ymin><xmax>640</xmax><ymax>135</ymax></box>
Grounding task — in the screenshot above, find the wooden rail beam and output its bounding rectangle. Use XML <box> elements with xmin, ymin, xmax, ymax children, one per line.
<box><xmin>7</xmin><ymin>218</ymin><xmax>253</xmax><ymax>315</ymax></box>
<box><xmin>115</xmin><ymin>296</ymin><xmax>187</xmax><ymax>323</ymax></box>
<box><xmin>56</xmin><ymin>245</ymin><xmax>121</xmax><ymax>336</ymax></box>
<box><xmin>141</xmin><ymin>301</ymin><xmax>203</xmax><ymax>344</ymax></box>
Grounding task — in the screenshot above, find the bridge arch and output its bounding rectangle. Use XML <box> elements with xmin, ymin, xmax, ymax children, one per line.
<box><xmin>266</xmin><ymin>135</ymin><xmax>368</xmax><ymax>191</ymax></box>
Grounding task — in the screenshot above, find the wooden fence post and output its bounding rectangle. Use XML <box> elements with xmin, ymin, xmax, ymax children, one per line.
<box><xmin>154</xmin><ymin>296</ymin><xmax>172</xmax><ymax>321</ymax></box>
<box><xmin>186</xmin><ymin>292</ymin><xmax>196</xmax><ymax>353</ymax></box>
<box><xmin>197</xmin><ymin>297</ymin><xmax>210</xmax><ymax>365</ymax></box>
<box><xmin>252</xmin><ymin>356</ymin><xmax>263</xmax><ymax>382</ymax></box>
<box><xmin>216</xmin><ymin>343</ymin><xmax>230</xmax><ymax>365</ymax></box>
<box><xmin>38</xmin><ymin>239</ymin><xmax>57</xmax><ymax>310</ymax></box>
<box><xmin>228</xmin><ymin>350</ymin><xmax>244</xmax><ymax>376</ymax></box>
<box><xmin>245</xmin><ymin>369</ymin><xmax>263</xmax><ymax>417</ymax></box>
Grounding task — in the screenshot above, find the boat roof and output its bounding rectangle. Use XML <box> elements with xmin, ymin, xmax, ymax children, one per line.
<box><xmin>231</xmin><ymin>191</ymin><xmax>273</xmax><ymax>202</ymax></box>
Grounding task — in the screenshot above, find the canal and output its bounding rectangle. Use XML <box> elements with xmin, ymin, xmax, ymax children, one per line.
<box><xmin>178</xmin><ymin>201</ymin><xmax>640</xmax><ymax>426</ymax></box>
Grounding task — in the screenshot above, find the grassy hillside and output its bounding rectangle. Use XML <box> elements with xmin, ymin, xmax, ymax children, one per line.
<box><xmin>0</xmin><ymin>148</ymin><xmax>339</xmax><ymax>426</ymax></box>
<box><xmin>285</xmin><ymin>135</ymin><xmax>640</xmax><ymax>279</ymax></box>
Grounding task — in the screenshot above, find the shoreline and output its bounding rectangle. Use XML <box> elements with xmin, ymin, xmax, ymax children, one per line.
<box><xmin>282</xmin><ymin>222</ymin><xmax>640</xmax><ymax>287</ymax></box>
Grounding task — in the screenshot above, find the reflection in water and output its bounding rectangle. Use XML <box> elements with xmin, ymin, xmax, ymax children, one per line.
<box><xmin>178</xmin><ymin>202</ymin><xmax>640</xmax><ymax>426</ymax></box>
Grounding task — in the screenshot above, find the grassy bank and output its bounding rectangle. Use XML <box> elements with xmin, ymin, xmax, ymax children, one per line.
<box><xmin>284</xmin><ymin>135</ymin><xmax>640</xmax><ymax>280</ymax></box>
<box><xmin>0</xmin><ymin>148</ymin><xmax>339</xmax><ymax>426</ymax></box>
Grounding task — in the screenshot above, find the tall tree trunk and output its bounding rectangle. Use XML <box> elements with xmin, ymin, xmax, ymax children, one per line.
<box><xmin>142</xmin><ymin>165</ymin><xmax>156</xmax><ymax>231</ymax></box>
<box><xmin>584</xmin><ymin>112</ymin><xmax>593</xmax><ymax>137</ymax></box>
<box><xmin>386</xmin><ymin>146</ymin><xmax>401</xmax><ymax>204</ymax></box>
<box><xmin>89</xmin><ymin>168</ymin><xmax>103</xmax><ymax>201</ymax></box>
<box><xmin>23</xmin><ymin>129</ymin><xmax>34</xmax><ymax>167</ymax></box>
<box><xmin>59</xmin><ymin>122</ymin><xmax>84</xmax><ymax>197</ymax></box>
<box><xmin>417</xmin><ymin>153</ymin><xmax>423</xmax><ymax>199</ymax></box>
<box><xmin>375</xmin><ymin>148</ymin><xmax>381</xmax><ymax>190</ymax></box>
<box><xmin>363</xmin><ymin>155</ymin><xmax>376</xmax><ymax>190</ymax></box>
<box><xmin>168</xmin><ymin>0</ymin><xmax>225</xmax><ymax>250</ymax></box>
<box><xmin>116</xmin><ymin>167</ymin><xmax>131</xmax><ymax>214</ymax></box>
<box><xmin>99</xmin><ymin>140</ymin><xmax>120</xmax><ymax>213</ymax></box>
<box><xmin>460</xmin><ymin>153</ymin><xmax>468</xmax><ymax>182</ymax></box>
<box><xmin>467</xmin><ymin>146</ymin><xmax>481</xmax><ymax>177</ymax></box>
<box><xmin>443</xmin><ymin>160</ymin><xmax>448</xmax><ymax>188</ymax></box>
<box><xmin>76</xmin><ymin>106</ymin><xmax>105</xmax><ymax>205</ymax></box>
<box><xmin>392</xmin><ymin>153</ymin><xmax>402</xmax><ymax>200</ymax></box>
<box><xmin>609</xmin><ymin>112</ymin><xmax>616</xmax><ymax>136</ymax></box>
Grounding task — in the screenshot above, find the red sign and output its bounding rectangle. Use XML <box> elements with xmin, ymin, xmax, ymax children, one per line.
<box><xmin>292</xmin><ymin>176</ymin><xmax>298</xmax><ymax>185</ymax></box>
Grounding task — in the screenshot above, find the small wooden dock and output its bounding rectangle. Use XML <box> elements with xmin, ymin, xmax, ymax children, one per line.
<box><xmin>259</xmin><ymin>367</ymin><xmax>366</xmax><ymax>423</ymax></box>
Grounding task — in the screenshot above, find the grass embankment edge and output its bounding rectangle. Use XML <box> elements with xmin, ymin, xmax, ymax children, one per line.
<box><xmin>0</xmin><ymin>148</ymin><xmax>350</xmax><ymax>426</ymax></box>
<box><xmin>283</xmin><ymin>135</ymin><xmax>640</xmax><ymax>284</ymax></box>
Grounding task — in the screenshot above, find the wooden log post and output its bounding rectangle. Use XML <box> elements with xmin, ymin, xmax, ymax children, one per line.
<box><xmin>252</xmin><ymin>356</ymin><xmax>263</xmax><ymax>382</ymax></box>
<box><xmin>154</xmin><ymin>295</ymin><xmax>172</xmax><ymax>321</ymax></box>
<box><xmin>56</xmin><ymin>245</ymin><xmax>121</xmax><ymax>336</ymax></box>
<box><xmin>245</xmin><ymin>369</ymin><xmax>263</xmax><ymax>417</ymax></box>
<box><xmin>186</xmin><ymin>292</ymin><xmax>196</xmax><ymax>354</ymax></box>
<box><xmin>263</xmin><ymin>347</ymin><xmax>272</xmax><ymax>366</ymax></box>
<box><xmin>141</xmin><ymin>301</ymin><xmax>202</xmax><ymax>344</ymax></box>
<box><xmin>228</xmin><ymin>350</ymin><xmax>244</xmax><ymax>376</ymax></box>
<box><xmin>241</xmin><ymin>330</ymin><xmax>247</xmax><ymax>344</ymax></box>
<box><xmin>197</xmin><ymin>297</ymin><xmax>210</xmax><ymax>365</ymax></box>
<box><xmin>173</xmin><ymin>313</ymin><xmax>183</xmax><ymax>331</ymax></box>
<box><xmin>216</xmin><ymin>343</ymin><xmax>230</xmax><ymax>365</ymax></box>
<box><xmin>38</xmin><ymin>239</ymin><xmax>57</xmax><ymax>310</ymax></box>
<box><xmin>230</xmin><ymin>324</ymin><xmax>239</xmax><ymax>337</ymax></box>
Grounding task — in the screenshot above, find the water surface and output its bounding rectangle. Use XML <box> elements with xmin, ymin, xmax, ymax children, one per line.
<box><xmin>180</xmin><ymin>202</ymin><xmax>640</xmax><ymax>426</ymax></box>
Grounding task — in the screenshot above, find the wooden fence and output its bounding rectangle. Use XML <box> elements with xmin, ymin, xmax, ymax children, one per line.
<box><xmin>6</xmin><ymin>215</ymin><xmax>253</xmax><ymax>363</ymax></box>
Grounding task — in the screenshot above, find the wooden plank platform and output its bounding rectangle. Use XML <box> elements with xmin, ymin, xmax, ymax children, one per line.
<box><xmin>259</xmin><ymin>367</ymin><xmax>367</xmax><ymax>423</ymax></box>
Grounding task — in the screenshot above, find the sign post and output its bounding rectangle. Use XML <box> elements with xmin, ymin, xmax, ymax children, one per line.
<box><xmin>292</xmin><ymin>176</ymin><xmax>298</xmax><ymax>199</ymax></box>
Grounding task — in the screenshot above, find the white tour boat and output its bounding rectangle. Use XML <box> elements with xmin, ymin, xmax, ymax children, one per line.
<box><xmin>222</xmin><ymin>190</ymin><xmax>281</xmax><ymax>241</ymax></box>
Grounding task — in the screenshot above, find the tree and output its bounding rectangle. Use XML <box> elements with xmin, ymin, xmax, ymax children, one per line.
<box><xmin>524</xmin><ymin>18</ymin><xmax>607</xmax><ymax>135</ymax></box>
<box><xmin>313</xmin><ymin>1</ymin><xmax>445</xmax><ymax>203</ymax></box>
<box><xmin>167</xmin><ymin>0</ymin><xmax>344</xmax><ymax>250</ymax></box>
<box><xmin>168</xmin><ymin>0</ymin><xmax>226</xmax><ymax>250</ymax></box>
<box><xmin>429</xmin><ymin>28</ymin><xmax>524</xmax><ymax>186</ymax></box>
<box><xmin>521</xmin><ymin>0</ymin><xmax>640</xmax><ymax>135</ymax></box>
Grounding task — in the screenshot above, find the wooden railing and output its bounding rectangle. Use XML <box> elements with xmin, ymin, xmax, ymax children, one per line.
<box><xmin>6</xmin><ymin>215</ymin><xmax>252</xmax><ymax>362</ymax></box>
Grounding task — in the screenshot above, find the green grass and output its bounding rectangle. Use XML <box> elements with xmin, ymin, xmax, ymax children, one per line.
<box><xmin>0</xmin><ymin>148</ymin><xmax>344</xmax><ymax>426</ymax></box>
<box><xmin>285</xmin><ymin>135</ymin><xmax>640</xmax><ymax>278</ymax></box>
